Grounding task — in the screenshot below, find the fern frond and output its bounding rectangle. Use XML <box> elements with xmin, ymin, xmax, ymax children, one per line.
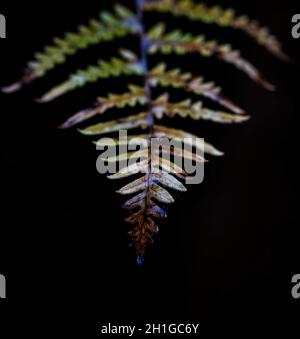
<box><xmin>1</xmin><ymin>5</ymin><xmax>137</xmax><ymax>93</ymax></box>
<box><xmin>2</xmin><ymin>0</ymin><xmax>288</xmax><ymax>263</ymax></box>
<box><xmin>147</xmin><ymin>23</ymin><xmax>275</xmax><ymax>90</ymax></box>
<box><xmin>144</xmin><ymin>0</ymin><xmax>289</xmax><ymax>61</ymax></box>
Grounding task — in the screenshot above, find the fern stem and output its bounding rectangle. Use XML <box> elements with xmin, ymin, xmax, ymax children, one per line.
<box><xmin>135</xmin><ymin>0</ymin><xmax>155</xmax><ymax>264</ymax></box>
<box><xmin>135</xmin><ymin>0</ymin><xmax>154</xmax><ymax>129</ymax></box>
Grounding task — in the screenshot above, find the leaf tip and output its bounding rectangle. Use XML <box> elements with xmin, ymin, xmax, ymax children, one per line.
<box><xmin>214</xmin><ymin>149</ymin><xmax>225</xmax><ymax>157</ymax></box>
<box><xmin>35</xmin><ymin>90</ymin><xmax>59</xmax><ymax>103</ymax></box>
<box><xmin>261</xmin><ymin>79</ymin><xmax>276</xmax><ymax>92</ymax></box>
<box><xmin>78</xmin><ymin>128</ymin><xmax>85</xmax><ymax>134</ymax></box>
<box><xmin>34</xmin><ymin>96</ymin><xmax>48</xmax><ymax>103</ymax></box>
<box><xmin>234</xmin><ymin>115</ymin><xmax>251</xmax><ymax>123</ymax></box>
<box><xmin>1</xmin><ymin>81</ymin><xmax>23</xmax><ymax>94</ymax></box>
<box><xmin>58</xmin><ymin>123</ymin><xmax>68</xmax><ymax>130</ymax></box>
<box><xmin>58</xmin><ymin>118</ymin><xmax>75</xmax><ymax>129</ymax></box>
<box><xmin>278</xmin><ymin>51</ymin><xmax>293</xmax><ymax>63</ymax></box>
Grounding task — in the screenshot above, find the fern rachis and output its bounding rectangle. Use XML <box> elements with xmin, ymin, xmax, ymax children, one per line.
<box><xmin>2</xmin><ymin>0</ymin><xmax>288</xmax><ymax>264</ymax></box>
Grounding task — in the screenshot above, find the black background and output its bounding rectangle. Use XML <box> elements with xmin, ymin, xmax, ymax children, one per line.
<box><xmin>0</xmin><ymin>0</ymin><xmax>299</xmax><ymax>336</ymax></box>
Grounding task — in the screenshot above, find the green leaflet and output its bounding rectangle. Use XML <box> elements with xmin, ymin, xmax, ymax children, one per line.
<box><xmin>144</xmin><ymin>0</ymin><xmax>290</xmax><ymax>61</ymax></box>
<box><xmin>79</xmin><ymin>113</ymin><xmax>148</xmax><ymax>136</ymax></box>
<box><xmin>60</xmin><ymin>84</ymin><xmax>147</xmax><ymax>128</ymax></box>
<box><xmin>147</xmin><ymin>23</ymin><xmax>275</xmax><ymax>91</ymax></box>
<box><xmin>1</xmin><ymin>5</ymin><xmax>137</xmax><ymax>93</ymax></box>
<box><xmin>149</xmin><ymin>63</ymin><xmax>244</xmax><ymax>114</ymax></box>
<box><xmin>152</xmin><ymin>93</ymin><xmax>250</xmax><ymax>123</ymax></box>
<box><xmin>37</xmin><ymin>56</ymin><xmax>144</xmax><ymax>103</ymax></box>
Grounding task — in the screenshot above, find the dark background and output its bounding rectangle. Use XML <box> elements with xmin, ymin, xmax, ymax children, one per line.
<box><xmin>0</xmin><ymin>0</ymin><xmax>299</xmax><ymax>335</ymax></box>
